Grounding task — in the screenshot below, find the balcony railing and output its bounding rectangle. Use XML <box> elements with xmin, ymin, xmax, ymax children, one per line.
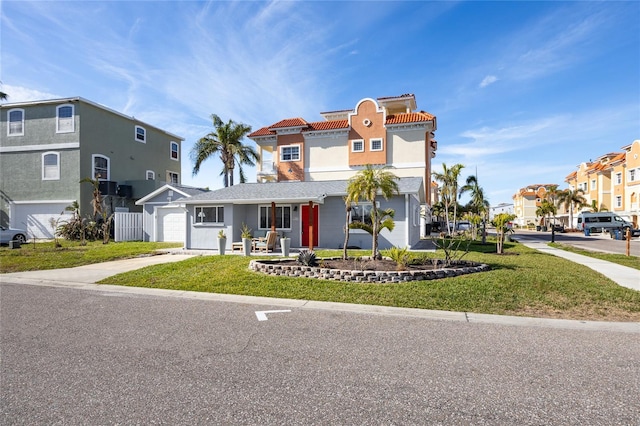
<box><xmin>257</xmin><ymin>162</ymin><xmax>276</xmax><ymax>177</ymax></box>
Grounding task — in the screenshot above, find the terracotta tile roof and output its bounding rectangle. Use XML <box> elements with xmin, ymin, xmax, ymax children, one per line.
<box><xmin>565</xmin><ymin>171</ymin><xmax>577</xmax><ymax>181</ymax></box>
<box><xmin>269</xmin><ymin>118</ymin><xmax>308</xmax><ymax>129</ymax></box>
<box><xmin>248</xmin><ymin>127</ymin><xmax>274</xmax><ymax>137</ymax></box>
<box><xmin>303</xmin><ymin>120</ymin><xmax>349</xmax><ymax>132</ymax></box>
<box><xmin>386</xmin><ymin>111</ymin><xmax>435</xmax><ymax>124</ymax></box>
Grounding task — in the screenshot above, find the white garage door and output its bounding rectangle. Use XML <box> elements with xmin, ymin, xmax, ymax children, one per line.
<box><xmin>12</xmin><ymin>202</ymin><xmax>73</xmax><ymax>239</ymax></box>
<box><xmin>156</xmin><ymin>208</ymin><xmax>185</xmax><ymax>242</ymax></box>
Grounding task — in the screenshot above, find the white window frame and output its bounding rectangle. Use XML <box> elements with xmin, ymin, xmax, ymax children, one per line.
<box><xmin>195</xmin><ymin>206</ymin><xmax>224</xmax><ymax>225</ymax></box>
<box><xmin>135</xmin><ymin>125</ymin><xmax>146</xmax><ymax>143</ymax></box>
<box><xmin>590</xmin><ymin>179</ymin><xmax>596</xmax><ymax>190</ymax></box>
<box><xmin>351</xmin><ymin>139</ymin><xmax>364</xmax><ymax>153</ymax></box>
<box><xmin>370</xmin><ymin>138</ymin><xmax>383</xmax><ymax>152</ymax></box>
<box><xmin>615</xmin><ymin>196</ymin><xmax>622</xmax><ymax>208</ymax></box>
<box><xmin>42</xmin><ymin>151</ymin><xmax>60</xmax><ymax>180</ymax></box>
<box><xmin>56</xmin><ymin>104</ymin><xmax>75</xmax><ymax>133</ymax></box>
<box><xmin>279</xmin><ymin>145</ymin><xmax>300</xmax><ymax>162</ymax></box>
<box><xmin>615</xmin><ymin>172</ymin><xmax>622</xmax><ymax>185</ymax></box>
<box><xmin>630</xmin><ymin>169</ymin><xmax>637</xmax><ymax>182</ymax></box>
<box><xmin>258</xmin><ymin>204</ymin><xmax>292</xmax><ymax>230</ymax></box>
<box><xmin>350</xmin><ymin>202</ymin><xmax>377</xmax><ymax>226</ymax></box>
<box><xmin>167</xmin><ymin>171</ymin><xmax>179</xmax><ymax>184</ymax></box>
<box><xmin>170</xmin><ymin>141</ymin><xmax>179</xmax><ymax>161</ymax></box>
<box><xmin>92</xmin><ymin>154</ymin><xmax>110</xmax><ymax>181</ymax></box>
<box><xmin>146</xmin><ymin>170</ymin><xmax>155</xmax><ymax>180</ymax></box>
<box><xmin>7</xmin><ymin>108</ymin><xmax>24</xmax><ymax>136</ymax></box>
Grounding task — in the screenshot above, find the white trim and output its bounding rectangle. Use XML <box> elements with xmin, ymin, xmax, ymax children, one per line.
<box><xmin>370</xmin><ymin>138</ymin><xmax>383</xmax><ymax>152</ymax></box>
<box><xmin>279</xmin><ymin>144</ymin><xmax>301</xmax><ymax>162</ymax></box>
<box><xmin>167</xmin><ymin>171</ymin><xmax>180</xmax><ymax>185</ymax></box>
<box><xmin>146</xmin><ymin>170</ymin><xmax>155</xmax><ymax>180</ymax></box>
<box><xmin>170</xmin><ymin>141</ymin><xmax>179</xmax><ymax>161</ymax></box>
<box><xmin>306</xmin><ymin>162</ymin><xmax>426</xmax><ymax>174</ymax></box>
<box><xmin>56</xmin><ymin>104</ymin><xmax>75</xmax><ymax>133</ymax></box>
<box><xmin>351</xmin><ymin>139</ymin><xmax>364</xmax><ymax>153</ymax></box>
<box><xmin>92</xmin><ymin>154</ymin><xmax>110</xmax><ymax>181</ymax></box>
<box><xmin>135</xmin><ymin>125</ymin><xmax>146</xmax><ymax>143</ymax></box>
<box><xmin>302</xmin><ymin>129</ymin><xmax>349</xmax><ymax>139</ymax></box>
<box><xmin>405</xmin><ymin>194</ymin><xmax>410</xmax><ymax>248</ymax></box>
<box><xmin>0</xmin><ymin>142</ymin><xmax>80</xmax><ymax>153</ymax></box>
<box><xmin>194</xmin><ymin>205</ymin><xmax>224</xmax><ymax>225</ymax></box>
<box><xmin>258</xmin><ymin>204</ymin><xmax>292</xmax><ymax>230</ymax></box>
<box><xmin>136</xmin><ymin>184</ymin><xmax>191</xmax><ymax>205</ymax></box>
<box><xmin>7</xmin><ymin>108</ymin><xmax>24</xmax><ymax>136</ymax></box>
<box><xmin>385</xmin><ymin>122</ymin><xmax>431</xmax><ymax>132</ymax></box>
<box><xmin>42</xmin><ymin>151</ymin><xmax>60</xmax><ymax>181</ymax></box>
<box><xmin>12</xmin><ymin>199</ymin><xmax>75</xmax><ymax>204</ymax></box>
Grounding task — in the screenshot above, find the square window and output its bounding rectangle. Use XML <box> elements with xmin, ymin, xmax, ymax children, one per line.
<box><xmin>259</xmin><ymin>205</ymin><xmax>291</xmax><ymax>229</ymax></box>
<box><xmin>352</xmin><ymin>139</ymin><xmax>364</xmax><ymax>152</ymax></box>
<box><xmin>370</xmin><ymin>138</ymin><xmax>383</xmax><ymax>151</ymax></box>
<box><xmin>146</xmin><ymin>170</ymin><xmax>155</xmax><ymax>180</ymax></box>
<box><xmin>280</xmin><ymin>145</ymin><xmax>300</xmax><ymax>162</ymax></box>
<box><xmin>167</xmin><ymin>171</ymin><xmax>179</xmax><ymax>184</ymax></box>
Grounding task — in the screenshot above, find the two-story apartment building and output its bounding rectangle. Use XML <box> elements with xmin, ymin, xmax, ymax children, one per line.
<box><xmin>565</xmin><ymin>140</ymin><xmax>640</xmax><ymax>227</ymax></box>
<box><xmin>0</xmin><ymin>97</ymin><xmax>183</xmax><ymax>238</ymax></box>
<box><xmin>167</xmin><ymin>95</ymin><xmax>438</xmax><ymax>250</ymax></box>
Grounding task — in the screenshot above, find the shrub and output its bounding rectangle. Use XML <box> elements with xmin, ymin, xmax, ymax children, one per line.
<box><xmin>297</xmin><ymin>250</ymin><xmax>318</xmax><ymax>267</ymax></box>
<box><xmin>381</xmin><ymin>246</ymin><xmax>409</xmax><ymax>270</ymax></box>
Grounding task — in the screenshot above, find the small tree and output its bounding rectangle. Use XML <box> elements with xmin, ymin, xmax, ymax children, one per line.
<box><xmin>492</xmin><ymin>213</ymin><xmax>516</xmax><ymax>254</ymax></box>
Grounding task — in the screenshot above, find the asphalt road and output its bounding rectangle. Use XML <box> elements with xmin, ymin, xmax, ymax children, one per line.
<box><xmin>2</xmin><ymin>282</ymin><xmax>639</xmax><ymax>425</ymax></box>
<box><xmin>512</xmin><ymin>229</ymin><xmax>640</xmax><ymax>257</ymax></box>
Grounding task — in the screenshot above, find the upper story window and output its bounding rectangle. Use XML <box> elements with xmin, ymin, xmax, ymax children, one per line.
<box><xmin>590</xmin><ymin>179</ymin><xmax>596</xmax><ymax>190</ymax></box>
<box><xmin>280</xmin><ymin>145</ymin><xmax>300</xmax><ymax>162</ymax></box>
<box><xmin>630</xmin><ymin>169</ymin><xmax>637</xmax><ymax>182</ymax></box>
<box><xmin>56</xmin><ymin>104</ymin><xmax>74</xmax><ymax>133</ymax></box>
<box><xmin>135</xmin><ymin>125</ymin><xmax>146</xmax><ymax>143</ymax></box>
<box><xmin>167</xmin><ymin>171</ymin><xmax>179</xmax><ymax>184</ymax></box>
<box><xmin>195</xmin><ymin>206</ymin><xmax>224</xmax><ymax>224</ymax></box>
<box><xmin>351</xmin><ymin>139</ymin><xmax>364</xmax><ymax>153</ymax></box>
<box><xmin>170</xmin><ymin>141</ymin><xmax>179</xmax><ymax>160</ymax></box>
<box><xmin>615</xmin><ymin>172</ymin><xmax>622</xmax><ymax>185</ymax></box>
<box><xmin>92</xmin><ymin>154</ymin><xmax>110</xmax><ymax>180</ymax></box>
<box><xmin>8</xmin><ymin>108</ymin><xmax>24</xmax><ymax>136</ymax></box>
<box><xmin>615</xmin><ymin>196</ymin><xmax>622</xmax><ymax>208</ymax></box>
<box><xmin>370</xmin><ymin>138</ymin><xmax>383</xmax><ymax>151</ymax></box>
<box><xmin>42</xmin><ymin>152</ymin><xmax>60</xmax><ymax>180</ymax></box>
<box><xmin>146</xmin><ymin>170</ymin><xmax>155</xmax><ymax>180</ymax></box>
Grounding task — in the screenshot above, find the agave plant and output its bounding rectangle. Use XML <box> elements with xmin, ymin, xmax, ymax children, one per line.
<box><xmin>297</xmin><ymin>250</ymin><xmax>318</xmax><ymax>267</ymax></box>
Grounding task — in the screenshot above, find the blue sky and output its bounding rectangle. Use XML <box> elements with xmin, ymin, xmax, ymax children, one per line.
<box><xmin>2</xmin><ymin>0</ymin><xmax>639</xmax><ymax>205</ymax></box>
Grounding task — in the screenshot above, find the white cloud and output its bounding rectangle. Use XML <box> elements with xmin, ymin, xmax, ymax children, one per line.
<box><xmin>479</xmin><ymin>75</ymin><xmax>498</xmax><ymax>88</ymax></box>
<box><xmin>0</xmin><ymin>85</ymin><xmax>60</xmax><ymax>103</ymax></box>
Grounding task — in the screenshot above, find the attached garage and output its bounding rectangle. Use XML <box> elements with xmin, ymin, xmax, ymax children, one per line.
<box><xmin>11</xmin><ymin>201</ymin><xmax>74</xmax><ymax>239</ymax></box>
<box><xmin>136</xmin><ymin>184</ymin><xmax>208</xmax><ymax>243</ymax></box>
<box><xmin>156</xmin><ymin>207</ymin><xmax>185</xmax><ymax>243</ymax></box>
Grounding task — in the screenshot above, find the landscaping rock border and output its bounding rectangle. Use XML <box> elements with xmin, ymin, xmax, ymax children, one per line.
<box><xmin>249</xmin><ymin>258</ymin><xmax>490</xmax><ymax>283</ymax></box>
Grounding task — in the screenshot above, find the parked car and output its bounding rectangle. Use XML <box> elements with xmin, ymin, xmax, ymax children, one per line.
<box><xmin>0</xmin><ymin>226</ymin><xmax>28</xmax><ymax>244</ymax></box>
<box><xmin>552</xmin><ymin>224</ymin><xmax>565</xmax><ymax>232</ymax></box>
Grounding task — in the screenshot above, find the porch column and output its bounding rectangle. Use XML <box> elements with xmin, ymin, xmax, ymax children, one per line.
<box><xmin>308</xmin><ymin>200</ymin><xmax>314</xmax><ymax>251</ymax></box>
<box><xmin>270</xmin><ymin>201</ymin><xmax>276</xmax><ymax>232</ymax></box>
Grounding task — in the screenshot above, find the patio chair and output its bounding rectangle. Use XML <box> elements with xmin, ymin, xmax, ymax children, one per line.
<box><xmin>255</xmin><ymin>231</ymin><xmax>277</xmax><ymax>253</ymax></box>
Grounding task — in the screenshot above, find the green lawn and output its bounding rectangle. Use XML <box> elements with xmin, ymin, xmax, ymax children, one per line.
<box><xmin>100</xmin><ymin>241</ymin><xmax>640</xmax><ymax>322</ymax></box>
<box><xmin>0</xmin><ymin>240</ymin><xmax>182</xmax><ymax>273</ymax></box>
<box><xmin>3</xmin><ymin>239</ymin><xmax>638</xmax><ymax>321</ymax></box>
<box><xmin>549</xmin><ymin>242</ymin><xmax>640</xmax><ymax>271</ymax></box>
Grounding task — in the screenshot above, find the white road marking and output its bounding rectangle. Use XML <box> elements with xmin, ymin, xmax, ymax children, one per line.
<box><xmin>255</xmin><ymin>310</ymin><xmax>291</xmax><ymax>321</ymax></box>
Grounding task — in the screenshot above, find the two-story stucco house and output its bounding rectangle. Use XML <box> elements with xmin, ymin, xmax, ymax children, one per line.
<box><xmin>163</xmin><ymin>94</ymin><xmax>437</xmax><ymax>251</ymax></box>
<box><xmin>0</xmin><ymin>97</ymin><xmax>183</xmax><ymax>238</ymax></box>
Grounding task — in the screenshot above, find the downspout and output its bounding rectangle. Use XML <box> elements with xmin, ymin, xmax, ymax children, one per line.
<box><xmin>405</xmin><ymin>194</ymin><xmax>410</xmax><ymax>249</ymax></box>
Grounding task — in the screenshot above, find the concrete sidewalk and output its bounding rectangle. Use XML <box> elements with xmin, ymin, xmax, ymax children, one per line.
<box><xmin>511</xmin><ymin>237</ymin><xmax>639</xmax><ymax>291</ymax></box>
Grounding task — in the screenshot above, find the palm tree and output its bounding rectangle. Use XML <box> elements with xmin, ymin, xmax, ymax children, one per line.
<box><xmin>346</xmin><ymin>165</ymin><xmax>400</xmax><ymax>259</ymax></box>
<box><xmin>556</xmin><ymin>188</ymin><xmax>587</xmax><ymax>229</ymax></box>
<box><xmin>191</xmin><ymin>114</ymin><xmax>258</xmax><ymax>187</ymax></box>
<box><xmin>536</xmin><ymin>199</ymin><xmax>556</xmax><ymax>229</ymax></box>
<box><xmin>0</xmin><ymin>92</ymin><xmax>7</xmax><ymax>101</ymax></box>
<box><xmin>459</xmin><ymin>174</ymin><xmax>489</xmax><ymax>241</ymax></box>
<box><xmin>432</xmin><ymin>163</ymin><xmax>465</xmax><ymax>235</ymax></box>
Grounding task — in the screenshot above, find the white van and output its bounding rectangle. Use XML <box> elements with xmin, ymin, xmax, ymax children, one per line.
<box><xmin>577</xmin><ymin>212</ymin><xmax>633</xmax><ymax>233</ymax></box>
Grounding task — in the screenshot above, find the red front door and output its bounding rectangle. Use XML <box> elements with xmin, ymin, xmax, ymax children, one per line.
<box><xmin>301</xmin><ymin>204</ymin><xmax>319</xmax><ymax>248</ymax></box>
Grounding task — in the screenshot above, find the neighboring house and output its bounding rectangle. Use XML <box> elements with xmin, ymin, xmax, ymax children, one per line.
<box><xmin>135</xmin><ymin>184</ymin><xmax>209</xmax><ymax>243</ymax></box>
<box><xmin>0</xmin><ymin>97</ymin><xmax>183</xmax><ymax>238</ymax></box>
<box><xmin>489</xmin><ymin>203</ymin><xmax>514</xmax><ymax>221</ymax></box>
<box><xmin>163</xmin><ymin>94</ymin><xmax>437</xmax><ymax>251</ymax></box>
<box><xmin>512</xmin><ymin>184</ymin><xmax>557</xmax><ymax>228</ymax></box>
<box><xmin>565</xmin><ymin>140</ymin><xmax>640</xmax><ymax>228</ymax></box>
<box><xmin>175</xmin><ymin>177</ymin><xmax>425</xmax><ymax>250</ymax></box>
